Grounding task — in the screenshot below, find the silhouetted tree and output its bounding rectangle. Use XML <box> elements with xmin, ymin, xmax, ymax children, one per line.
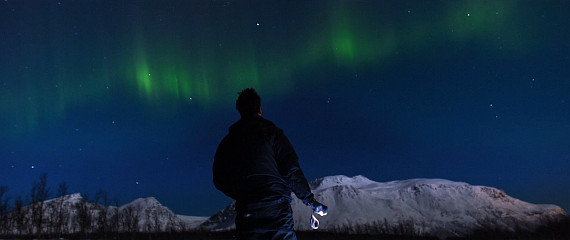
<box><xmin>153</xmin><ymin>208</ymin><xmax>162</xmax><ymax>232</ymax></box>
<box><xmin>95</xmin><ymin>189</ymin><xmax>109</xmax><ymax>235</ymax></box>
<box><xmin>394</xmin><ymin>219</ymin><xmax>417</xmax><ymax>236</ymax></box>
<box><xmin>121</xmin><ymin>205</ymin><xmax>140</xmax><ymax>233</ymax></box>
<box><xmin>108</xmin><ymin>198</ymin><xmax>121</xmax><ymax>238</ymax></box>
<box><xmin>11</xmin><ymin>196</ymin><xmax>31</xmax><ymax>235</ymax></box>
<box><xmin>53</xmin><ymin>181</ymin><xmax>69</xmax><ymax>236</ymax></box>
<box><xmin>144</xmin><ymin>208</ymin><xmax>152</xmax><ymax>232</ymax></box>
<box><xmin>74</xmin><ymin>196</ymin><xmax>91</xmax><ymax>236</ymax></box>
<box><xmin>30</xmin><ymin>173</ymin><xmax>50</xmax><ymax>236</ymax></box>
<box><xmin>0</xmin><ymin>186</ymin><xmax>9</xmax><ymax>234</ymax></box>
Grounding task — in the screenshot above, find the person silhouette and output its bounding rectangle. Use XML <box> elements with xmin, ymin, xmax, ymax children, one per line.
<box><xmin>213</xmin><ymin>88</ymin><xmax>327</xmax><ymax>240</ymax></box>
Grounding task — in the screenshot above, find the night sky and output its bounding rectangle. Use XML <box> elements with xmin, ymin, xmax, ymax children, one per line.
<box><xmin>1</xmin><ymin>1</ymin><xmax>569</xmax><ymax>216</ymax></box>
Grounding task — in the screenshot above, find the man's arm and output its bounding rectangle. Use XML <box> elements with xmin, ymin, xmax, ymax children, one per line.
<box><xmin>213</xmin><ymin>136</ymin><xmax>238</xmax><ymax>199</ymax></box>
<box><xmin>275</xmin><ymin>129</ymin><xmax>328</xmax><ymax>215</ymax></box>
<box><xmin>274</xmin><ymin>129</ymin><xmax>315</xmax><ymax>204</ymax></box>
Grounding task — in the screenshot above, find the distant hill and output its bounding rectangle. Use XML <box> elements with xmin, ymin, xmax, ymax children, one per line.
<box><xmin>200</xmin><ymin>175</ymin><xmax>567</xmax><ymax>239</ymax></box>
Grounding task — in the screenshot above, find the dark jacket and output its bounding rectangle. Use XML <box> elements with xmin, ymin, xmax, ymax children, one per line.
<box><xmin>213</xmin><ymin>116</ymin><xmax>314</xmax><ymax>205</ymax></box>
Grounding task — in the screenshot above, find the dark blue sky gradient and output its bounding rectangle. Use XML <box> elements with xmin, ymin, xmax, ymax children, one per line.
<box><xmin>1</xmin><ymin>1</ymin><xmax>569</xmax><ymax>216</ymax></box>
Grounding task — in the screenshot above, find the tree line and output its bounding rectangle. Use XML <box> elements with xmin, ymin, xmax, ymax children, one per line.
<box><xmin>2</xmin><ymin>174</ymin><xmax>569</xmax><ymax>240</ymax></box>
<box><xmin>0</xmin><ymin>173</ymin><xmax>184</xmax><ymax>239</ymax></box>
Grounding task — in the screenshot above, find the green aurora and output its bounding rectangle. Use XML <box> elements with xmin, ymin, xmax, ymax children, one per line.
<box><xmin>2</xmin><ymin>1</ymin><xmax>525</xmax><ymax>135</ymax></box>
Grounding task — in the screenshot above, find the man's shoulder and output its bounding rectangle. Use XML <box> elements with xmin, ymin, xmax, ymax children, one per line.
<box><xmin>259</xmin><ymin>117</ymin><xmax>276</xmax><ymax>127</ymax></box>
<box><xmin>227</xmin><ymin>117</ymin><xmax>281</xmax><ymax>134</ymax></box>
<box><xmin>259</xmin><ymin>117</ymin><xmax>284</xmax><ymax>133</ymax></box>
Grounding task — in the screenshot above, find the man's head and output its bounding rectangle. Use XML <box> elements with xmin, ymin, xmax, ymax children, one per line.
<box><xmin>236</xmin><ymin>88</ymin><xmax>262</xmax><ymax>118</ymax></box>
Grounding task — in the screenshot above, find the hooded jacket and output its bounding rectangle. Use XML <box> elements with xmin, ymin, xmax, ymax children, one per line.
<box><xmin>213</xmin><ymin>116</ymin><xmax>314</xmax><ymax>205</ymax></box>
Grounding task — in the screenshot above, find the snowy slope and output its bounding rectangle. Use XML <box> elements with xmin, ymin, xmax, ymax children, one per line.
<box><xmin>202</xmin><ymin>175</ymin><xmax>567</xmax><ymax>238</ymax></box>
<box><xmin>176</xmin><ymin>215</ymin><xmax>209</xmax><ymax>229</ymax></box>
<box><xmin>199</xmin><ymin>201</ymin><xmax>236</xmax><ymax>231</ymax></box>
<box><xmin>120</xmin><ymin>197</ymin><xmax>189</xmax><ymax>232</ymax></box>
<box><xmin>7</xmin><ymin>194</ymin><xmax>207</xmax><ymax>234</ymax></box>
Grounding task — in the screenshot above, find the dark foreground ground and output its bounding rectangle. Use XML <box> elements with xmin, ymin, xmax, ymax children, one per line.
<box><xmin>1</xmin><ymin>230</ymin><xmax>569</xmax><ymax>240</ymax></box>
<box><xmin>0</xmin><ymin>232</ymin><xmax>438</xmax><ymax>240</ymax></box>
<box><xmin>1</xmin><ymin>218</ymin><xmax>569</xmax><ymax>240</ymax></box>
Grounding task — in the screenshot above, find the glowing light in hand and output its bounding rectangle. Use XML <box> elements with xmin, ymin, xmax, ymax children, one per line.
<box><xmin>310</xmin><ymin>214</ymin><xmax>319</xmax><ymax>230</ymax></box>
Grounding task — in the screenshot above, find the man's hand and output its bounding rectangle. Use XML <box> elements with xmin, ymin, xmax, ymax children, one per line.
<box><xmin>308</xmin><ymin>198</ymin><xmax>328</xmax><ymax>216</ymax></box>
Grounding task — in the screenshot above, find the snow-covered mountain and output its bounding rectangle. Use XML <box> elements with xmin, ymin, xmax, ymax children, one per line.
<box><xmin>6</xmin><ymin>175</ymin><xmax>566</xmax><ymax>238</ymax></box>
<box><xmin>6</xmin><ymin>193</ymin><xmax>207</xmax><ymax>235</ymax></box>
<box><xmin>200</xmin><ymin>175</ymin><xmax>567</xmax><ymax>238</ymax></box>
<box><xmin>118</xmin><ymin>196</ymin><xmax>189</xmax><ymax>232</ymax></box>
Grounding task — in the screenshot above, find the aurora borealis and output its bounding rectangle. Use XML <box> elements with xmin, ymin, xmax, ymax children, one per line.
<box><xmin>1</xmin><ymin>1</ymin><xmax>569</xmax><ymax>216</ymax></box>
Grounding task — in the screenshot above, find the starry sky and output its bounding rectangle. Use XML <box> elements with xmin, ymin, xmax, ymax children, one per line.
<box><xmin>1</xmin><ymin>0</ymin><xmax>569</xmax><ymax>216</ymax></box>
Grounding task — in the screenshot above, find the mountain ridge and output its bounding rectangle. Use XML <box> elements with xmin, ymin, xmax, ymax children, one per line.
<box><xmin>3</xmin><ymin>175</ymin><xmax>566</xmax><ymax>239</ymax></box>
<box><xmin>202</xmin><ymin>175</ymin><xmax>567</xmax><ymax>239</ymax></box>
